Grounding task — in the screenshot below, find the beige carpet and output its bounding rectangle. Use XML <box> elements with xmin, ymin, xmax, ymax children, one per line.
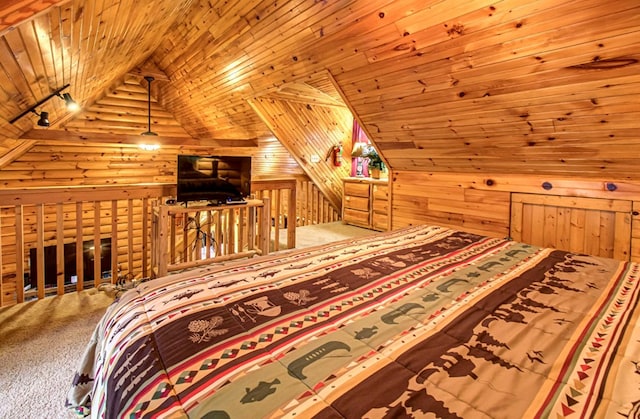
<box><xmin>277</xmin><ymin>220</ymin><xmax>374</xmax><ymax>249</ymax></box>
<box><xmin>0</xmin><ymin>222</ymin><xmax>374</xmax><ymax>418</ymax></box>
<box><xmin>0</xmin><ymin>288</ymin><xmax>114</xmax><ymax>419</ymax></box>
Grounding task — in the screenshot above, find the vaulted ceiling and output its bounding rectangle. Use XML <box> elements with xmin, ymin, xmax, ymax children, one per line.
<box><xmin>1</xmin><ymin>0</ymin><xmax>639</xmax><ymax>180</ymax></box>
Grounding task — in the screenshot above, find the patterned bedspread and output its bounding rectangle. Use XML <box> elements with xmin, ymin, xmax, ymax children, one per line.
<box><xmin>67</xmin><ymin>225</ymin><xmax>640</xmax><ymax>418</ymax></box>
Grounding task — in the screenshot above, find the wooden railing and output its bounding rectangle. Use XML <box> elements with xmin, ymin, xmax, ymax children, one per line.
<box><xmin>252</xmin><ymin>179</ymin><xmax>297</xmax><ymax>252</ymax></box>
<box><xmin>0</xmin><ymin>185</ymin><xmax>173</xmax><ymax>306</ymax></box>
<box><xmin>252</xmin><ymin>177</ymin><xmax>341</xmax><ymax>252</ymax></box>
<box><xmin>296</xmin><ymin>177</ymin><xmax>341</xmax><ymax>226</ymax></box>
<box><xmin>152</xmin><ymin>199</ymin><xmax>270</xmax><ymax>277</ymax></box>
<box><xmin>0</xmin><ymin>178</ymin><xmax>340</xmax><ymax>307</ymax></box>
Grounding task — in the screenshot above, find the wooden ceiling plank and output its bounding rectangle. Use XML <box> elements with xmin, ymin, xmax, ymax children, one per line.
<box><xmin>0</xmin><ymin>0</ymin><xmax>70</xmax><ymax>37</ymax></box>
<box><xmin>0</xmin><ymin>37</ymin><xmax>39</xmax><ymax>109</ymax></box>
<box><xmin>362</xmin><ymin>75</ymin><xmax>640</xmax><ymax>121</ymax></box>
<box><xmin>3</xmin><ymin>24</ymin><xmax>48</xmax><ymax>105</ymax></box>
<box><xmin>127</xmin><ymin>66</ymin><xmax>170</xmax><ymax>81</ymax></box>
<box><xmin>164</xmin><ymin>0</ymin><xmax>343</xmax><ymax>98</ymax></box>
<box><xmin>344</xmin><ymin>13</ymin><xmax>640</xmax><ymax>102</ymax></box>
<box><xmin>340</xmin><ymin>0</ymin><xmax>636</xmax><ymax>87</ymax></box>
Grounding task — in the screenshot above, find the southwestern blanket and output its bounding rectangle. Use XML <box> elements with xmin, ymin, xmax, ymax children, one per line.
<box><xmin>67</xmin><ymin>225</ymin><xmax>640</xmax><ymax>418</ymax></box>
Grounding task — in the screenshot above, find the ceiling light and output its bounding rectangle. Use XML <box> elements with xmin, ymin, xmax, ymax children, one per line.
<box><xmin>139</xmin><ymin>144</ymin><xmax>160</xmax><ymax>151</ymax></box>
<box><xmin>59</xmin><ymin>92</ymin><xmax>79</xmax><ymax>111</ymax></box>
<box><xmin>9</xmin><ymin>84</ymin><xmax>76</xmax><ymax>125</ymax></box>
<box><xmin>31</xmin><ymin>110</ymin><xmax>50</xmax><ymax>127</ymax></box>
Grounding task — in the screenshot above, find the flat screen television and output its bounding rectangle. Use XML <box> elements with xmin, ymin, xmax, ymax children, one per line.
<box><xmin>176</xmin><ymin>155</ymin><xmax>252</xmax><ymax>204</ymax></box>
<box><xmin>28</xmin><ymin>237</ymin><xmax>112</xmax><ymax>289</ymax></box>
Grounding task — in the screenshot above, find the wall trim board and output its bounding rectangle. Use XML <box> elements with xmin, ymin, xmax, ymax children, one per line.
<box><xmin>394</xmin><ymin>172</ymin><xmax>640</xmax><ymax>201</ymax></box>
<box><xmin>0</xmin><ymin>184</ymin><xmax>176</xmax><ymax>206</ymax></box>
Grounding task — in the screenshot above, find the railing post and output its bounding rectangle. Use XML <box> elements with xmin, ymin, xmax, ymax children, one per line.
<box><xmin>56</xmin><ymin>203</ymin><xmax>65</xmax><ymax>295</ymax></box>
<box><xmin>288</xmin><ymin>184</ymin><xmax>296</xmax><ymax>248</ymax></box>
<box><xmin>111</xmin><ymin>200</ymin><xmax>119</xmax><ymax>284</ymax></box>
<box><xmin>75</xmin><ymin>202</ymin><xmax>83</xmax><ymax>292</ymax></box>
<box><xmin>15</xmin><ymin>205</ymin><xmax>24</xmax><ymax>304</ymax></box>
<box><xmin>157</xmin><ymin>205</ymin><xmax>170</xmax><ymax>278</ymax></box>
<box><xmin>260</xmin><ymin>197</ymin><xmax>271</xmax><ymax>255</ymax></box>
<box><xmin>36</xmin><ymin>204</ymin><xmax>45</xmax><ymax>300</ymax></box>
<box><xmin>93</xmin><ymin>201</ymin><xmax>101</xmax><ymax>289</ymax></box>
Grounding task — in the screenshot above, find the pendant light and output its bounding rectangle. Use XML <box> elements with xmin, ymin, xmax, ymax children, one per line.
<box><xmin>141</xmin><ymin>76</ymin><xmax>158</xmax><ymax>136</ymax></box>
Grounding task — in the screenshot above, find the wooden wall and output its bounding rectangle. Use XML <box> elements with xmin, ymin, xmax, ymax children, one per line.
<box><xmin>0</xmin><ymin>137</ymin><xmax>301</xmax><ymax>189</ymax></box>
<box><xmin>392</xmin><ymin>171</ymin><xmax>640</xmax><ymax>261</ymax></box>
<box><xmin>252</xmin><ymin>136</ymin><xmax>305</xmax><ymax>179</ymax></box>
<box><xmin>248</xmin><ymin>92</ymin><xmax>353</xmax><ymax>210</ymax></box>
<box><xmin>1</xmin><ymin>142</ymin><xmax>176</xmax><ymax>188</ymax></box>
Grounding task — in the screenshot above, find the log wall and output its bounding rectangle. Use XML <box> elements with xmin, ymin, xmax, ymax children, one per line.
<box><xmin>0</xmin><ymin>135</ymin><xmax>341</xmax><ymax>307</ymax></box>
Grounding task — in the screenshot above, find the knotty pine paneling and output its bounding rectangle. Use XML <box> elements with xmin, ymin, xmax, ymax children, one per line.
<box><xmin>0</xmin><ymin>142</ymin><xmax>178</xmax><ymax>188</ymax></box>
<box><xmin>392</xmin><ymin>171</ymin><xmax>511</xmax><ymax>238</ymax></box>
<box><xmin>248</xmin><ymin>96</ymin><xmax>353</xmax><ymax>210</ymax></box>
<box><xmin>511</xmin><ymin>193</ymin><xmax>631</xmax><ymax>260</ymax></box>
<box><xmin>0</xmin><ymin>0</ymin><xmax>194</xmax><ymax>137</ymax></box>
<box><xmin>251</xmin><ymin>136</ymin><xmax>305</xmax><ymax>179</ymax></box>
<box><xmin>0</xmin><ymin>133</ymin><xmax>318</xmax><ymax>206</ymax></box>
<box><xmin>63</xmin><ymin>77</ymin><xmax>193</xmax><ymax>138</ymax></box>
<box><xmin>393</xmin><ymin>171</ymin><xmax>640</xmax><ymax>261</ymax></box>
<box><xmin>1</xmin><ymin>0</ymin><xmax>639</xmax><ymax>180</ymax></box>
<box><xmin>330</xmin><ymin>0</ymin><xmax>640</xmax><ymax>178</ymax></box>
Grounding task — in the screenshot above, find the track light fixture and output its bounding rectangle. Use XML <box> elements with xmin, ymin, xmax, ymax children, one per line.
<box><xmin>9</xmin><ymin>84</ymin><xmax>79</xmax><ymax>125</ymax></box>
<box><xmin>31</xmin><ymin>110</ymin><xmax>50</xmax><ymax>127</ymax></box>
<box><xmin>57</xmin><ymin>92</ymin><xmax>79</xmax><ymax>111</ymax></box>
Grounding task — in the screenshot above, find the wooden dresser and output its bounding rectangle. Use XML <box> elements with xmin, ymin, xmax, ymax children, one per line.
<box><xmin>342</xmin><ymin>178</ymin><xmax>389</xmax><ymax>231</ymax></box>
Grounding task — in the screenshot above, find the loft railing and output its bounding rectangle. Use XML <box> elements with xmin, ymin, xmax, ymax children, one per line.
<box><xmin>151</xmin><ymin>199</ymin><xmax>270</xmax><ymax>278</ymax></box>
<box><xmin>0</xmin><ymin>178</ymin><xmax>339</xmax><ymax>307</ymax></box>
<box><xmin>0</xmin><ymin>185</ymin><xmax>172</xmax><ymax>306</ymax></box>
<box><xmin>295</xmin><ymin>177</ymin><xmax>341</xmax><ymax>226</ymax></box>
<box><xmin>252</xmin><ymin>177</ymin><xmax>341</xmax><ymax>252</ymax></box>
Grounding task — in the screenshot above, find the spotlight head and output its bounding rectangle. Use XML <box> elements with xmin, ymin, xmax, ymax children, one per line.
<box><xmin>37</xmin><ymin>111</ymin><xmax>50</xmax><ymax>127</ymax></box>
<box><xmin>62</xmin><ymin>93</ymin><xmax>79</xmax><ymax>111</ymax></box>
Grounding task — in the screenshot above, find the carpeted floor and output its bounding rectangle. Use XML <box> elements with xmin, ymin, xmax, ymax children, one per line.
<box><xmin>0</xmin><ymin>222</ymin><xmax>373</xmax><ymax>418</ymax></box>
<box><xmin>0</xmin><ymin>288</ymin><xmax>114</xmax><ymax>419</ymax></box>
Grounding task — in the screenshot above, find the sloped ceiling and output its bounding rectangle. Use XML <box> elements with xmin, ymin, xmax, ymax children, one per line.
<box><xmin>1</xmin><ymin>0</ymin><xmax>640</xmax><ymax>180</ymax></box>
<box><xmin>249</xmin><ymin>92</ymin><xmax>354</xmax><ymax>210</ymax></box>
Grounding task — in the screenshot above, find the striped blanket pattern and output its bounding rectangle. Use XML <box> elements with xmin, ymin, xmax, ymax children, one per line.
<box><xmin>66</xmin><ymin>225</ymin><xmax>640</xmax><ymax>418</ymax></box>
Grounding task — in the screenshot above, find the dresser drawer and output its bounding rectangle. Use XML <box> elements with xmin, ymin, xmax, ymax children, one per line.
<box><xmin>373</xmin><ymin>184</ymin><xmax>388</xmax><ymax>198</ymax></box>
<box><xmin>372</xmin><ymin>212</ymin><xmax>388</xmax><ymax>231</ymax></box>
<box><xmin>372</xmin><ymin>198</ymin><xmax>388</xmax><ymax>214</ymax></box>
<box><xmin>344</xmin><ymin>195</ymin><xmax>369</xmax><ymax>211</ymax></box>
<box><xmin>344</xmin><ymin>208</ymin><xmax>370</xmax><ymax>227</ymax></box>
<box><xmin>344</xmin><ymin>182</ymin><xmax>370</xmax><ymax>198</ymax></box>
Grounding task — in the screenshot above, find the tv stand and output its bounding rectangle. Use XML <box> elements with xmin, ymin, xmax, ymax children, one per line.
<box><xmin>205</xmin><ymin>197</ymin><xmax>246</xmax><ymax>206</ymax></box>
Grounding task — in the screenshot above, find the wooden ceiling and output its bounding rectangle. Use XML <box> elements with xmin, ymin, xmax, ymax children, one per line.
<box><xmin>1</xmin><ymin>0</ymin><xmax>639</xmax><ymax>179</ymax></box>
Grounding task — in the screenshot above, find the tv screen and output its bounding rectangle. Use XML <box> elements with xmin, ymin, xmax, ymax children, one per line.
<box><xmin>176</xmin><ymin>155</ymin><xmax>251</xmax><ymax>204</ymax></box>
<box><xmin>28</xmin><ymin>237</ymin><xmax>112</xmax><ymax>289</ymax></box>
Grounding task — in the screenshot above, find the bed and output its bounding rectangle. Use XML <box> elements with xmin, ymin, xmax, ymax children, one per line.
<box><xmin>66</xmin><ymin>224</ymin><xmax>640</xmax><ymax>418</ymax></box>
